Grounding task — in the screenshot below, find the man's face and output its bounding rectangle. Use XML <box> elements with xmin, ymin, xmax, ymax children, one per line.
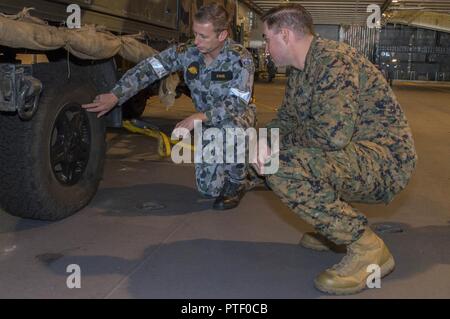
<box><xmin>192</xmin><ymin>21</ymin><xmax>226</xmax><ymax>54</ymax></box>
<box><xmin>263</xmin><ymin>22</ymin><xmax>288</xmax><ymax>66</ymax></box>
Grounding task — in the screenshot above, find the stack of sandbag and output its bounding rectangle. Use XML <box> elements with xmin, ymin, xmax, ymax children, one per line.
<box><xmin>0</xmin><ymin>8</ymin><xmax>180</xmax><ymax>107</ymax></box>
<box><xmin>0</xmin><ymin>7</ymin><xmax>161</xmax><ymax>63</ymax></box>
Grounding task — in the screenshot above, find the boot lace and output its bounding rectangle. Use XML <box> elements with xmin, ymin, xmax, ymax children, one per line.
<box><xmin>330</xmin><ymin>246</ymin><xmax>360</xmax><ymax>275</ymax></box>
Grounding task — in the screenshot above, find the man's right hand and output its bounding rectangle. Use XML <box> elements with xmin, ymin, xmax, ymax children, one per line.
<box><xmin>82</xmin><ymin>93</ymin><xmax>119</xmax><ymax>118</ymax></box>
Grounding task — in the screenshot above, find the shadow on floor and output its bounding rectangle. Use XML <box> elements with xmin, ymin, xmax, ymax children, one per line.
<box><xmin>91</xmin><ymin>183</ymin><xmax>213</xmax><ymax>216</ymax></box>
<box><xmin>43</xmin><ymin>223</ymin><xmax>450</xmax><ymax>298</ymax></box>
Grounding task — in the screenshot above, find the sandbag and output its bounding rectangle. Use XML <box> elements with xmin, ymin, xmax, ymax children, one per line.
<box><xmin>159</xmin><ymin>73</ymin><xmax>180</xmax><ymax>108</ymax></box>
<box><xmin>119</xmin><ymin>34</ymin><xmax>159</xmax><ymax>64</ymax></box>
<box><xmin>0</xmin><ymin>16</ymin><xmax>65</xmax><ymax>50</ymax></box>
<box><xmin>65</xmin><ymin>25</ymin><xmax>122</xmax><ymax>60</ymax></box>
<box><xmin>120</xmin><ymin>34</ymin><xmax>180</xmax><ymax>108</ymax></box>
<box><xmin>0</xmin><ymin>8</ymin><xmax>180</xmax><ymax>108</ymax></box>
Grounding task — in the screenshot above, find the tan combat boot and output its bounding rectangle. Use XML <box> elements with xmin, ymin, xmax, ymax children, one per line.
<box><xmin>314</xmin><ymin>228</ymin><xmax>395</xmax><ymax>295</ymax></box>
<box><xmin>300</xmin><ymin>232</ymin><xmax>346</xmax><ymax>252</ymax></box>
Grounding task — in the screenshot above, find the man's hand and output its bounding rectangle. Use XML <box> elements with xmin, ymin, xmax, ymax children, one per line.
<box><xmin>252</xmin><ymin>140</ymin><xmax>272</xmax><ymax>175</ymax></box>
<box><xmin>175</xmin><ymin>113</ymin><xmax>207</xmax><ymax>132</ymax></box>
<box><xmin>82</xmin><ymin>93</ymin><xmax>119</xmax><ymax>118</ymax></box>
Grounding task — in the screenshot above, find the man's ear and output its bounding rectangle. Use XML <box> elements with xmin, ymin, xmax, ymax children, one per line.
<box><xmin>281</xmin><ymin>28</ymin><xmax>289</xmax><ymax>45</ymax></box>
<box><xmin>218</xmin><ymin>30</ymin><xmax>228</xmax><ymax>42</ymax></box>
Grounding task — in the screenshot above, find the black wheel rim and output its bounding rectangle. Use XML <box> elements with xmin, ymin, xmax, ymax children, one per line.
<box><xmin>50</xmin><ymin>103</ymin><xmax>91</xmax><ymax>186</ymax></box>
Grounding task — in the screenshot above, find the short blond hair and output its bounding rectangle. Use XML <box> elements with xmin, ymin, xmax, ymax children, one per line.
<box><xmin>194</xmin><ymin>3</ymin><xmax>231</xmax><ymax>34</ymax></box>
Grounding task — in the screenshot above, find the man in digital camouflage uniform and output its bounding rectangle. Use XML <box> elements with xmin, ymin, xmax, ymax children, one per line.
<box><xmin>256</xmin><ymin>4</ymin><xmax>417</xmax><ymax>294</ymax></box>
<box><xmin>83</xmin><ymin>4</ymin><xmax>256</xmax><ymax>210</ymax></box>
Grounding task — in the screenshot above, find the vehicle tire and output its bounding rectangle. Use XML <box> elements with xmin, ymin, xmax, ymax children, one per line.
<box><xmin>0</xmin><ymin>78</ymin><xmax>106</xmax><ymax>221</ymax></box>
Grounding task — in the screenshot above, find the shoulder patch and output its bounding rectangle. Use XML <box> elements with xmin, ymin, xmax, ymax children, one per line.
<box><xmin>230</xmin><ymin>44</ymin><xmax>246</xmax><ymax>57</ymax></box>
<box><xmin>229</xmin><ymin>44</ymin><xmax>253</xmax><ymax>69</ymax></box>
<box><xmin>176</xmin><ymin>40</ymin><xmax>195</xmax><ymax>54</ymax></box>
<box><xmin>176</xmin><ymin>43</ymin><xmax>187</xmax><ymax>54</ymax></box>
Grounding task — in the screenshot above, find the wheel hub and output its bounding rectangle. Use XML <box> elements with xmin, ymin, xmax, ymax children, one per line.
<box><xmin>50</xmin><ymin>103</ymin><xmax>91</xmax><ymax>186</ymax></box>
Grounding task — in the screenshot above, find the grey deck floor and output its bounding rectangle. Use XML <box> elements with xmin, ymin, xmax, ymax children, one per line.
<box><xmin>0</xmin><ymin>80</ymin><xmax>449</xmax><ymax>299</ymax></box>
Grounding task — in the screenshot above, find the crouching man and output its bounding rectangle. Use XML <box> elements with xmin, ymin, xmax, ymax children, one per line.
<box><xmin>256</xmin><ymin>4</ymin><xmax>417</xmax><ymax>294</ymax></box>
<box><xmin>83</xmin><ymin>4</ymin><xmax>256</xmax><ymax>210</ymax></box>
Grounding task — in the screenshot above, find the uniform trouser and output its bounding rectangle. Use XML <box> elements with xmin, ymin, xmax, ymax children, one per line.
<box><xmin>195</xmin><ymin>107</ymin><xmax>256</xmax><ymax>198</ymax></box>
<box><xmin>266</xmin><ymin>140</ymin><xmax>413</xmax><ymax>245</ymax></box>
<box><xmin>195</xmin><ymin>162</ymin><xmax>247</xmax><ymax>197</ymax></box>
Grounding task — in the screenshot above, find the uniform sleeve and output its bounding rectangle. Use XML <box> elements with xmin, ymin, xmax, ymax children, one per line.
<box><xmin>111</xmin><ymin>45</ymin><xmax>184</xmax><ymax>105</ymax></box>
<box><xmin>296</xmin><ymin>56</ymin><xmax>359</xmax><ymax>151</ymax></box>
<box><xmin>204</xmin><ymin>55</ymin><xmax>255</xmax><ymax>126</ymax></box>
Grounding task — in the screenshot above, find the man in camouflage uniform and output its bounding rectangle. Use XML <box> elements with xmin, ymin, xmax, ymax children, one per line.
<box><xmin>83</xmin><ymin>4</ymin><xmax>256</xmax><ymax>210</ymax></box>
<box><xmin>257</xmin><ymin>4</ymin><xmax>417</xmax><ymax>294</ymax></box>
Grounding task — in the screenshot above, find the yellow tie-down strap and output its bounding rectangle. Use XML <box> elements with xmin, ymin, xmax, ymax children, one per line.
<box><xmin>122</xmin><ymin>120</ymin><xmax>194</xmax><ymax>158</ymax></box>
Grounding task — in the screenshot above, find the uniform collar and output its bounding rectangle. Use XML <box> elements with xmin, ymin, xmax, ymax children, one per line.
<box><xmin>202</xmin><ymin>38</ymin><xmax>231</xmax><ymax>70</ymax></box>
<box><xmin>290</xmin><ymin>35</ymin><xmax>318</xmax><ymax>74</ymax></box>
<box><xmin>220</xmin><ymin>38</ymin><xmax>232</xmax><ymax>55</ymax></box>
<box><xmin>303</xmin><ymin>36</ymin><xmax>319</xmax><ymax>73</ymax></box>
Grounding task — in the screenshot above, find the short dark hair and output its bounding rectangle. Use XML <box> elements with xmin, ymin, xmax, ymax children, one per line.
<box><xmin>261</xmin><ymin>4</ymin><xmax>315</xmax><ymax>37</ymax></box>
<box><xmin>194</xmin><ymin>3</ymin><xmax>231</xmax><ymax>34</ymax></box>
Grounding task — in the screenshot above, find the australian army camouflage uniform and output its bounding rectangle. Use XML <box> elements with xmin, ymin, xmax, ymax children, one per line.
<box><xmin>111</xmin><ymin>38</ymin><xmax>256</xmax><ymax>197</ymax></box>
<box><xmin>266</xmin><ymin>36</ymin><xmax>418</xmax><ymax>246</ymax></box>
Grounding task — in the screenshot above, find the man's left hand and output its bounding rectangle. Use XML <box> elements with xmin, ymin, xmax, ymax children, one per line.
<box><xmin>252</xmin><ymin>140</ymin><xmax>272</xmax><ymax>175</ymax></box>
<box><xmin>175</xmin><ymin>113</ymin><xmax>207</xmax><ymax>131</ymax></box>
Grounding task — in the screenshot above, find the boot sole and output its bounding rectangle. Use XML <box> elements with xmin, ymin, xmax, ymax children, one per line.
<box><xmin>299</xmin><ymin>241</ymin><xmax>331</xmax><ymax>252</ymax></box>
<box><xmin>314</xmin><ymin>255</ymin><xmax>396</xmax><ymax>295</ymax></box>
<box><xmin>212</xmin><ymin>204</ymin><xmax>238</xmax><ymax>210</ymax></box>
<box><xmin>300</xmin><ymin>239</ymin><xmax>347</xmax><ymax>253</ymax></box>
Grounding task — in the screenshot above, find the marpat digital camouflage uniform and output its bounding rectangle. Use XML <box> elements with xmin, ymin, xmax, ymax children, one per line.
<box><xmin>266</xmin><ymin>37</ymin><xmax>417</xmax><ymax>245</ymax></box>
<box><xmin>111</xmin><ymin>38</ymin><xmax>256</xmax><ymax>197</ymax></box>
